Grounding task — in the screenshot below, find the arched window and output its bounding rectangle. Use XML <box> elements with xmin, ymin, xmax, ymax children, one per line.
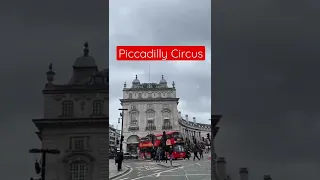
<box><xmin>129</xmin><ymin>93</ymin><xmax>133</xmax><ymax>99</ymax></box>
<box><xmin>92</xmin><ymin>100</ymin><xmax>103</xmax><ymax>115</ymax></box>
<box><xmin>130</xmin><ymin>112</ymin><xmax>138</xmax><ymax>126</ymax></box>
<box><xmin>146</xmin><ymin>110</ymin><xmax>155</xmax><ymax>120</ymax></box>
<box><xmin>146</xmin><ymin>110</ymin><xmax>156</xmax><ymax>130</ymax></box>
<box><xmin>69</xmin><ymin>162</ymin><xmax>88</xmax><ymax>180</ymax></box>
<box><xmin>62</xmin><ymin>100</ymin><xmax>74</xmax><ymax>117</ymax></box>
<box><xmin>138</xmin><ymin>93</ymin><xmax>142</xmax><ymax>98</ymax></box>
<box><xmin>162</xmin><ymin>111</ymin><xmax>172</xmax><ymax>130</ymax></box>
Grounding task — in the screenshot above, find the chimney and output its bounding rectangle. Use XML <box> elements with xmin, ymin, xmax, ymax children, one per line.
<box><xmin>193</xmin><ymin>117</ymin><xmax>196</xmax><ymax>123</ymax></box>
<box><xmin>185</xmin><ymin>114</ymin><xmax>188</xmax><ymax>121</ymax></box>
<box><xmin>178</xmin><ymin>111</ymin><xmax>181</xmax><ymax>118</ymax></box>
<box><xmin>217</xmin><ymin>157</ymin><xmax>226</xmax><ymax>180</ymax></box>
<box><xmin>263</xmin><ymin>175</ymin><xmax>272</xmax><ymax>180</ymax></box>
<box><xmin>239</xmin><ymin>168</ymin><xmax>248</xmax><ymax>180</ymax></box>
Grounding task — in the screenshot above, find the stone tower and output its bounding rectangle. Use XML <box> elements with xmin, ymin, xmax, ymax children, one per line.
<box><xmin>32</xmin><ymin>43</ymin><xmax>109</xmax><ymax>180</ymax></box>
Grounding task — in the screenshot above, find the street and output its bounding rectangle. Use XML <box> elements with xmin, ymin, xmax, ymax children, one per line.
<box><xmin>113</xmin><ymin>154</ymin><xmax>211</xmax><ymax>180</ymax></box>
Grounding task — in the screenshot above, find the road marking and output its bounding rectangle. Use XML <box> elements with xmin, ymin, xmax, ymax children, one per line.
<box><xmin>182</xmin><ymin>167</ymin><xmax>190</xmax><ymax>180</ymax></box>
<box><xmin>118</xmin><ymin>178</ymin><xmax>129</xmax><ymax>180</ymax></box>
<box><xmin>186</xmin><ymin>174</ymin><xmax>211</xmax><ymax>175</ymax></box>
<box><xmin>131</xmin><ymin>166</ymin><xmax>183</xmax><ymax>180</ymax></box>
<box><xmin>112</xmin><ymin>166</ymin><xmax>133</xmax><ymax>180</ymax></box>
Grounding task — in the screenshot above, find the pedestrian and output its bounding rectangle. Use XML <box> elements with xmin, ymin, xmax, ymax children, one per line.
<box><xmin>185</xmin><ymin>149</ymin><xmax>190</xmax><ymax>160</ymax></box>
<box><xmin>156</xmin><ymin>148</ymin><xmax>161</xmax><ymax>162</ymax></box>
<box><xmin>117</xmin><ymin>151</ymin><xmax>124</xmax><ymax>171</ymax></box>
<box><xmin>199</xmin><ymin>148</ymin><xmax>203</xmax><ymax>159</ymax></box>
<box><xmin>193</xmin><ymin>145</ymin><xmax>200</xmax><ymax>161</ymax></box>
<box><xmin>162</xmin><ymin>148</ymin><xmax>168</xmax><ymax>163</ymax></box>
<box><xmin>169</xmin><ymin>148</ymin><xmax>173</xmax><ymax>166</ymax></box>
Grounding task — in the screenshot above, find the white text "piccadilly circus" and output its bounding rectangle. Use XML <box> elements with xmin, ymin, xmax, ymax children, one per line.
<box><xmin>116</xmin><ymin>46</ymin><xmax>206</xmax><ymax>61</ymax></box>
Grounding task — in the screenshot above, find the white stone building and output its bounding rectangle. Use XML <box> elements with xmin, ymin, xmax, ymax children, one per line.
<box><xmin>120</xmin><ymin>75</ymin><xmax>179</xmax><ymax>153</ymax></box>
<box><xmin>120</xmin><ymin>75</ymin><xmax>212</xmax><ymax>153</ymax></box>
<box><xmin>32</xmin><ymin>43</ymin><xmax>109</xmax><ymax>180</ymax></box>
<box><xmin>109</xmin><ymin>125</ymin><xmax>120</xmax><ymax>151</ymax></box>
<box><xmin>177</xmin><ymin>112</ymin><xmax>211</xmax><ymax>143</ymax></box>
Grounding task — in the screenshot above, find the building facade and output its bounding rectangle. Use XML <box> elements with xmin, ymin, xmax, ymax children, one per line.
<box><xmin>32</xmin><ymin>43</ymin><xmax>109</xmax><ymax>180</ymax></box>
<box><xmin>120</xmin><ymin>75</ymin><xmax>179</xmax><ymax>153</ymax></box>
<box><xmin>120</xmin><ymin>75</ymin><xmax>212</xmax><ymax>153</ymax></box>
<box><xmin>109</xmin><ymin>125</ymin><xmax>120</xmax><ymax>151</ymax></box>
<box><xmin>177</xmin><ymin>112</ymin><xmax>211</xmax><ymax>143</ymax></box>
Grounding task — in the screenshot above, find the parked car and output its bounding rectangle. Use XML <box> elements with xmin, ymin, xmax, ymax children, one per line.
<box><xmin>131</xmin><ymin>153</ymin><xmax>139</xmax><ymax>159</ymax></box>
<box><xmin>123</xmin><ymin>152</ymin><xmax>139</xmax><ymax>159</ymax></box>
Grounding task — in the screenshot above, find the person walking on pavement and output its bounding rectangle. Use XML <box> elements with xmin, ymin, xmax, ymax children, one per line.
<box><xmin>193</xmin><ymin>144</ymin><xmax>201</xmax><ymax>161</ymax></box>
<box><xmin>156</xmin><ymin>148</ymin><xmax>161</xmax><ymax>162</ymax></box>
<box><xmin>169</xmin><ymin>147</ymin><xmax>173</xmax><ymax>166</ymax></box>
<box><xmin>116</xmin><ymin>151</ymin><xmax>124</xmax><ymax>171</ymax></box>
<box><xmin>186</xmin><ymin>149</ymin><xmax>191</xmax><ymax>160</ymax></box>
<box><xmin>199</xmin><ymin>148</ymin><xmax>204</xmax><ymax>159</ymax></box>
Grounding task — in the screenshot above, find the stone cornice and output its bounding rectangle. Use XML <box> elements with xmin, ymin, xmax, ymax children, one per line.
<box><xmin>33</xmin><ymin>117</ymin><xmax>108</xmax><ymax>130</ymax></box>
<box><xmin>178</xmin><ymin>119</ymin><xmax>211</xmax><ymax>131</ymax></box>
<box><xmin>123</xmin><ymin>88</ymin><xmax>175</xmax><ymax>91</ymax></box>
<box><xmin>120</xmin><ymin>98</ymin><xmax>179</xmax><ymax>103</ymax></box>
<box><xmin>43</xmin><ymin>86</ymin><xmax>108</xmax><ymax>94</ymax></box>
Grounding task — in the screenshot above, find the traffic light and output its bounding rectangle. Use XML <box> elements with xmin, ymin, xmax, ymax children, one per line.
<box><xmin>116</xmin><ymin>139</ymin><xmax>119</xmax><ymax>144</ymax></box>
<box><xmin>207</xmin><ymin>133</ymin><xmax>210</xmax><ymax>139</ymax></box>
<box><xmin>121</xmin><ymin>135</ymin><xmax>124</xmax><ymax>142</ymax></box>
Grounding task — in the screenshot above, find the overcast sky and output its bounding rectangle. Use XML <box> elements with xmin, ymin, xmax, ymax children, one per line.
<box><xmin>0</xmin><ymin>0</ymin><xmax>318</xmax><ymax>179</ymax></box>
<box><xmin>109</xmin><ymin>0</ymin><xmax>211</xmax><ymax>127</ymax></box>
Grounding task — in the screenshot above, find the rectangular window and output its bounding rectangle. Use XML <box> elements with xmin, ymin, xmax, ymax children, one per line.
<box><xmin>75</xmin><ymin>139</ymin><xmax>84</xmax><ymax>150</ymax></box>
<box><xmin>70</xmin><ymin>137</ymin><xmax>89</xmax><ymax>150</ymax></box>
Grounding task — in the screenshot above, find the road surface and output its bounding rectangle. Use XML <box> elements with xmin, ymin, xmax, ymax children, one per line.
<box><xmin>114</xmin><ymin>155</ymin><xmax>211</xmax><ymax>180</ymax></box>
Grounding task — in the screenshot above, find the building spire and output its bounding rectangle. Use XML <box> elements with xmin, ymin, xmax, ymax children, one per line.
<box><xmin>148</xmin><ymin>64</ymin><xmax>151</xmax><ymax>83</ymax></box>
<box><xmin>46</xmin><ymin>63</ymin><xmax>55</xmax><ymax>84</ymax></box>
<box><xmin>83</xmin><ymin>42</ymin><xmax>89</xmax><ymax>56</ymax></box>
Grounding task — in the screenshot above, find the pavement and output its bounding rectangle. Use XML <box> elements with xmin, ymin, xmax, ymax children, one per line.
<box><xmin>111</xmin><ymin>154</ymin><xmax>211</xmax><ymax>180</ymax></box>
<box><xmin>109</xmin><ymin>160</ymin><xmax>130</xmax><ymax>179</ymax></box>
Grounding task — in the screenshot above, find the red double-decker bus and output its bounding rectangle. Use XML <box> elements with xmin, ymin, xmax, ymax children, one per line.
<box><xmin>138</xmin><ymin>131</ymin><xmax>186</xmax><ymax>159</ymax></box>
<box><xmin>138</xmin><ymin>137</ymin><xmax>153</xmax><ymax>159</ymax></box>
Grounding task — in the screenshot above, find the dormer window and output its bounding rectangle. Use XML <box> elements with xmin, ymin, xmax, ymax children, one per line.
<box><xmin>62</xmin><ymin>100</ymin><xmax>74</xmax><ymax>117</ymax></box>
<box><xmin>92</xmin><ymin>100</ymin><xmax>103</xmax><ymax>115</ymax></box>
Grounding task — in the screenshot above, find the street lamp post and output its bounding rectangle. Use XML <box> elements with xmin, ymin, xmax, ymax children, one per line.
<box><xmin>29</xmin><ymin>148</ymin><xmax>60</xmax><ymax>180</ymax></box>
<box><xmin>117</xmin><ymin>108</ymin><xmax>128</xmax><ymax>171</ymax></box>
<box><xmin>118</xmin><ymin>108</ymin><xmax>128</xmax><ymax>152</ymax></box>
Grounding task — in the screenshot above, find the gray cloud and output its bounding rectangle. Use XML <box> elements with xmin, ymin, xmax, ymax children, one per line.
<box><xmin>109</xmin><ymin>0</ymin><xmax>211</xmax><ymax>126</ymax></box>
<box><xmin>0</xmin><ymin>0</ymin><xmax>316</xmax><ymax>179</ymax></box>
<box><xmin>213</xmin><ymin>0</ymin><xmax>320</xmax><ymax>179</ymax></box>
